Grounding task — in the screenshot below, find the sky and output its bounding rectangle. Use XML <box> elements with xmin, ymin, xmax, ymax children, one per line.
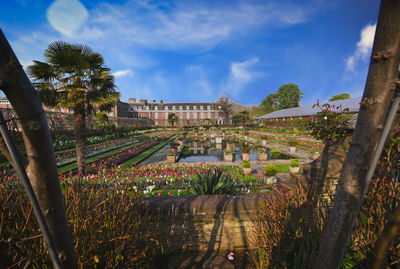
<box><xmin>0</xmin><ymin>0</ymin><xmax>380</xmax><ymax>106</ymax></box>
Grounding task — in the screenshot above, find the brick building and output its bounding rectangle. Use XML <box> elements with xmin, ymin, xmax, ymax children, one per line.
<box><xmin>113</xmin><ymin>98</ymin><xmax>225</xmax><ymax>126</ymax></box>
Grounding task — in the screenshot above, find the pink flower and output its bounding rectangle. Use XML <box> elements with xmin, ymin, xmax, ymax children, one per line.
<box><xmin>158</xmin><ymin>193</ymin><xmax>161</xmax><ymax>197</ymax></box>
<box><xmin>227</xmin><ymin>252</ymin><xmax>234</xmax><ymax>261</ymax></box>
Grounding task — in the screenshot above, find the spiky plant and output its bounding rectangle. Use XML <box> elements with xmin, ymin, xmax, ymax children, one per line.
<box><xmin>189</xmin><ymin>168</ymin><xmax>238</xmax><ymax>195</ymax></box>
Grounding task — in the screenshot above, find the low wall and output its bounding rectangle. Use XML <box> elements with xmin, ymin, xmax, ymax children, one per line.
<box><xmin>141</xmin><ymin>193</ymin><xmax>269</xmax><ymax>255</ymax></box>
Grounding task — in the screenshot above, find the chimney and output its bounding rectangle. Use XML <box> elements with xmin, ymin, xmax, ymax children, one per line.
<box><xmin>128</xmin><ymin>98</ymin><xmax>136</xmax><ymax>103</ymax></box>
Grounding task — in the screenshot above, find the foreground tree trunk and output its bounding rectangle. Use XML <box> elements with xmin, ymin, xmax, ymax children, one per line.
<box><xmin>314</xmin><ymin>1</ymin><xmax>400</xmax><ymax>268</ymax></box>
<box><xmin>0</xmin><ymin>29</ymin><xmax>78</xmax><ymax>268</ymax></box>
<box><xmin>73</xmin><ymin>105</ymin><xmax>86</xmax><ymax>175</ymax></box>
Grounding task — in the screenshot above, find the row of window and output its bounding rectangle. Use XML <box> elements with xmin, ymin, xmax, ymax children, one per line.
<box><xmin>153</xmin><ymin>112</ymin><xmax>212</xmax><ymax>119</ymax></box>
<box><xmin>135</xmin><ymin>105</ymin><xmax>221</xmax><ymax>111</ymax></box>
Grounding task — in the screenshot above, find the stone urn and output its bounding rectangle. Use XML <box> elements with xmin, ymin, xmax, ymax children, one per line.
<box><xmin>242</xmin><ymin>153</ymin><xmax>250</xmax><ymax>161</ymax></box>
<box><xmin>289</xmin><ymin>146</ymin><xmax>297</xmax><ymax>153</ymax></box>
<box><xmin>290</xmin><ymin>166</ymin><xmax>300</xmax><ymax>173</ymax></box>
<box><xmin>263</xmin><ymin>176</ymin><xmax>277</xmax><ymax>185</ymax></box>
<box><xmin>224</xmin><ymin>154</ymin><xmax>234</xmax><ymax>162</ymax></box>
<box><xmin>257</xmin><ymin>152</ymin><xmax>267</xmax><ymax>161</ymax></box>
<box><xmin>167</xmin><ymin>155</ymin><xmax>176</xmax><ymax>163</ymax></box>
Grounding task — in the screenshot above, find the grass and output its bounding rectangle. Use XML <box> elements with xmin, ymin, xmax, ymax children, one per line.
<box><xmin>122</xmin><ymin>135</ymin><xmax>177</xmax><ymax>166</ymax></box>
<box><xmin>275</xmin><ymin>165</ymin><xmax>290</xmax><ymax>173</ymax></box>
<box><xmin>58</xmin><ymin>139</ymin><xmax>150</xmax><ymax>174</ymax></box>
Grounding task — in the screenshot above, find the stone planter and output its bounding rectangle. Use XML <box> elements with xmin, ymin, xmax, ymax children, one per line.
<box><xmin>242</xmin><ymin>153</ymin><xmax>250</xmax><ymax>161</ymax></box>
<box><xmin>263</xmin><ymin>175</ymin><xmax>277</xmax><ymax>184</ymax></box>
<box><xmin>243</xmin><ymin>167</ymin><xmax>252</xmax><ymax>175</ymax></box>
<box><xmin>289</xmin><ymin>146</ymin><xmax>297</xmax><ymax>153</ymax></box>
<box><xmin>167</xmin><ymin>155</ymin><xmax>176</xmax><ymax>163</ymax></box>
<box><xmin>257</xmin><ymin>153</ymin><xmax>267</xmax><ymax>161</ymax></box>
<box><xmin>290</xmin><ymin>166</ymin><xmax>300</xmax><ymax>173</ymax></box>
<box><xmin>224</xmin><ymin>154</ymin><xmax>233</xmax><ymax>162</ymax></box>
<box><xmin>216</xmin><ymin>137</ymin><xmax>222</xmax><ymax>144</ymax></box>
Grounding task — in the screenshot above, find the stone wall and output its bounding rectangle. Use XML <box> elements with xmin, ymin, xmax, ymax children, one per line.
<box><xmin>140</xmin><ymin>193</ymin><xmax>269</xmax><ymax>256</ymax></box>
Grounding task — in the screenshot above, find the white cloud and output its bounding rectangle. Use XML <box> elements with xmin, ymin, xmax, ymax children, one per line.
<box><xmin>70</xmin><ymin>0</ymin><xmax>319</xmax><ymax>51</ymax></box>
<box><xmin>346</xmin><ymin>23</ymin><xmax>376</xmax><ymax>71</ymax></box>
<box><xmin>225</xmin><ymin>57</ymin><xmax>262</xmax><ymax>97</ymax></box>
<box><xmin>47</xmin><ymin>0</ymin><xmax>88</xmax><ymax>37</ymax></box>
<box><xmin>112</xmin><ymin>69</ymin><xmax>133</xmax><ymax>78</ymax></box>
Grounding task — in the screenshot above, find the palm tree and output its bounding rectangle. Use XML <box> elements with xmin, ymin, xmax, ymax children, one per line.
<box><xmin>167</xmin><ymin>113</ymin><xmax>179</xmax><ymax>127</ymax></box>
<box><xmin>28</xmin><ymin>41</ymin><xmax>120</xmax><ymax>174</ymax></box>
<box><xmin>216</xmin><ymin>94</ymin><xmax>233</xmax><ymax>124</ymax></box>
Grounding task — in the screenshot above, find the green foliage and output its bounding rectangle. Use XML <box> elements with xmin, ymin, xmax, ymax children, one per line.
<box><xmin>306</xmin><ymin>102</ymin><xmax>351</xmax><ymax>143</ymax></box>
<box><xmin>243</xmin><ymin>160</ymin><xmax>251</xmax><ymax>168</ymax></box>
<box><xmin>94</xmin><ymin>112</ymin><xmax>109</xmax><ymax>128</ymax></box>
<box><xmin>329</xmin><ymin>93</ymin><xmax>350</xmax><ymax>102</ymax></box>
<box><xmin>224</xmin><ymin>150</ymin><xmax>233</xmax><ymax>155</ymax></box>
<box><xmin>189</xmin><ymin>168</ymin><xmax>238</xmax><ymax>195</ymax></box>
<box><xmin>262</xmin><ymin>93</ymin><xmax>278</xmax><ymax>113</ymax></box>
<box><xmin>276</xmin><ymin>83</ymin><xmax>303</xmax><ymax>109</ymax></box>
<box><xmin>265</xmin><ymin>165</ymin><xmax>278</xmax><ymax>176</ymax></box>
<box><xmin>28</xmin><ymin>41</ymin><xmax>120</xmax><ymax>113</ymax></box>
<box><xmin>270</xmin><ymin>148</ymin><xmax>281</xmax><ymax>153</ymax></box>
<box><xmin>232</xmin><ymin>110</ymin><xmax>250</xmax><ymax>124</ymax></box>
<box><xmin>290</xmin><ymin>159</ymin><xmax>299</xmax><ymax>167</ymax></box>
<box><xmin>167</xmin><ymin>113</ymin><xmax>179</xmax><ymax>127</ymax></box>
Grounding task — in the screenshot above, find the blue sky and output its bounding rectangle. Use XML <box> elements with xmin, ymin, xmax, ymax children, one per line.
<box><xmin>1</xmin><ymin>0</ymin><xmax>380</xmax><ymax>106</ymax></box>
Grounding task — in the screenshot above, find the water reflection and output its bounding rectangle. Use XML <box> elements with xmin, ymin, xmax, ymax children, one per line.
<box><xmin>178</xmin><ymin>138</ymin><xmax>291</xmax><ymax>162</ymax></box>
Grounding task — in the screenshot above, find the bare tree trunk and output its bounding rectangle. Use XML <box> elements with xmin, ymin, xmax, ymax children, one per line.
<box><xmin>314</xmin><ymin>1</ymin><xmax>400</xmax><ymax>268</ymax></box>
<box><xmin>73</xmin><ymin>106</ymin><xmax>86</xmax><ymax>175</ymax></box>
<box><xmin>0</xmin><ymin>29</ymin><xmax>78</xmax><ymax>268</ymax></box>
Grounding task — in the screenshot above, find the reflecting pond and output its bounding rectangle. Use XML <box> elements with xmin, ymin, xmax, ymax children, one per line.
<box><xmin>178</xmin><ymin>139</ymin><xmax>291</xmax><ymax>162</ymax></box>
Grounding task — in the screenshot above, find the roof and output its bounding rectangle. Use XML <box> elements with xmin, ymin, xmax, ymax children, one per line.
<box><xmin>256</xmin><ymin>97</ymin><xmax>362</xmax><ymax>120</ymax></box>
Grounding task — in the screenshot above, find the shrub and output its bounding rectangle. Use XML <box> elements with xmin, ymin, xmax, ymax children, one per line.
<box><xmin>224</xmin><ymin>150</ymin><xmax>233</xmax><ymax>155</ymax></box>
<box><xmin>189</xmin><ymin>168</ymin><xmax>238</xmax><ymax>195</ymax></box>
<box><xmin>270</xmin><ymin>148</ymin><xmax>281</xmax><ymax>153</ymax></box>
<box><xmin>243</xmin><ymin>160</ymin><xmax>251</xmax><ymax>168</ymax></box>
<box><xmin>167</xmin><ymin>151</ymin><xmax>175</xmax><ymax>156</ymax></box>
<box><xmin>0</xmin><ymin>182</ymin><xmax>154</xmax><ymax>268</ymax></box>
<box><xmin>265</xmin><ymin>165</ymin><xmax>278</xmax><ymax>177</ymax></box>
<box><xmin>290</xmin><ymin>159</ymin><xmax>300</xmax><ymax>167</ymax></box>
<box><xmin>306</xmin><ymin>102</ymin><xmax>352</xmax><ymax>143</ymax></box>
<box><xmin>288</xmin><ymin>140</ymin><xmax>298</xmax><ymax>147</ymax></box>
<box><xmin>258</xmin><ymin>150</ymin><xmax>266</xmax><ymax>154</ymax></box>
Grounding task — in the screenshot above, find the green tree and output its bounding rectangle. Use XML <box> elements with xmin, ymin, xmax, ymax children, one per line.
<box><xmin>329</xmin><ymin>93</ymin><xmax>351</xmax><ymax>101</ymax></box>
<box><xmin>167</xmin><ymin>112</ymin><xmax>179</xmax><ymax>127</ymax></box>
<box><xmin>28</xmin><ymin>41</ymin><xmax>120</xmax><ymax>174</ymax></box>
<box><xmin>262</xmin><ymin>93</ymin><xmax>278</xmax><ymax>113</ymax></box>
<box><xmin>276</xmin><ymin>83</ymin><xmax>303</xmax><ymax>109</ymax></box>
<box><xmin>233</xmin><ymin>110</ymin><xmax>250</xmax><ymax>125</ymax></box>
